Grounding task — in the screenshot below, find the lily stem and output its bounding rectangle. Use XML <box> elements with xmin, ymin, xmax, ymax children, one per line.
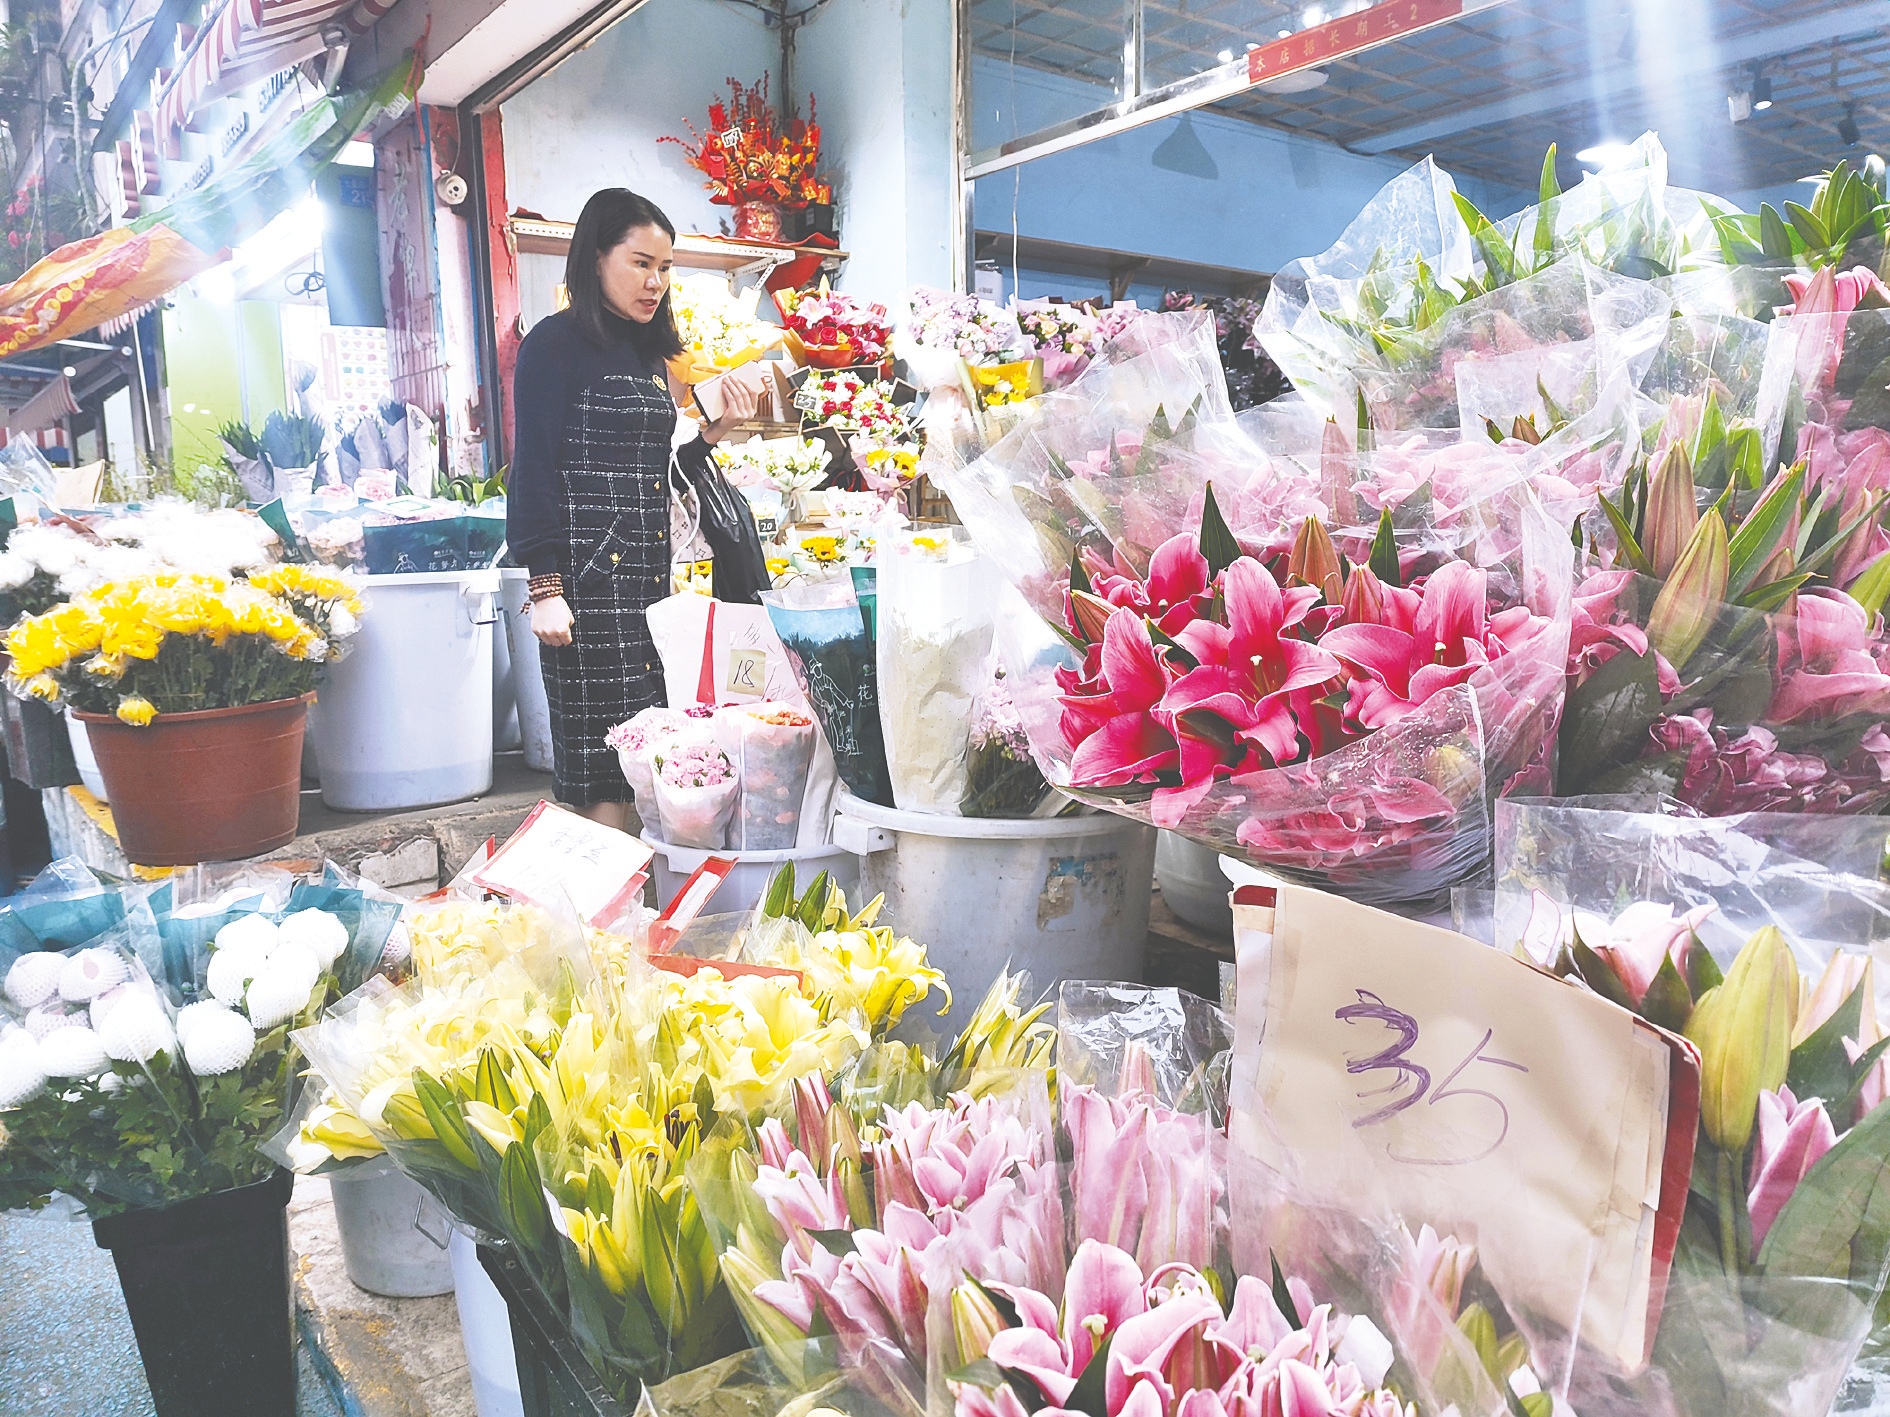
<box><xmin>1716</xmin><ymin>1147</ymin><xmax>1742</xmax><ymax>1291</ymax></box>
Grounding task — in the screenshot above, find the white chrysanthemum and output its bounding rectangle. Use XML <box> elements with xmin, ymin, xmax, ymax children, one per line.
<box><xmin>39</xmin><ymin>1026</ymin><xmax>109</xmax><ymax>1077</ymax></box>
<box><xmin>175</xmin><ymin>1000</ymin><xmax>232</xmax><ymax>1049</ymax></box>
<box><xmin>89</xmin><ymin>983</ymin><xmax>133</xmax><ymax>1030</ymax></box>
<box><xmin>268</xmin><ymin>941</ymin><xmax>321</xmax><ymax>996</ymax></box>
<box><xmin>329</xmin><ymin>606</ymin><xmax>358</xmax><ymax>638</ymax></box>
<box><xmin>0</xmin><ymin>550</ymin><xmax>33</xmax><ymax>589</ymax></box>
<box><xmin>244</xmin><ymin>962</ymin><xmax>316</xmax><ymax>1031</ymax></box>
<box><xmin>98</xmin><ymin>996</ymin><xmax>176</xmax><ymax>1064</ymax></box>
<box><xmin>0</xmin><ymin>1032</ymin><xmax>45</xmax><ymax>1106</ymax></box>
<box><xmin>205</xmin><ymin>941</ymin><xmax>272</xmax><ymax>1005</ymax></box>
<box><xmin>214</xmin><ymin>913</ymin><xmax>279</xmax><ymax>956</ymax></box>
<box><xmin>183</xmin><ymin>1008</ymin><xmax>255</xmax><ymax>1076</ymax></box>
<box><xmin>26</xmin><ymin>1006</ymin><xmax>84</xmax><ymax>1041</ymax></box>
<box><xmin>4</xmin><ymin>952</ymin><xmax>64</xmax><ymax>1009</ymax></box>
<box><xmin>277</xmin><ymin>909</ymin><xmax>349</xmax><ymax>969</ymax></box>
<box><xmin>98</xmin><ymin>1071</ymin><xmax>126</xmax><ymax>1095</ymax></box>
<box><xmin>58</xmin><ymin>948</ymin><xmax>129</xmax><ymax>1002</ymax></box>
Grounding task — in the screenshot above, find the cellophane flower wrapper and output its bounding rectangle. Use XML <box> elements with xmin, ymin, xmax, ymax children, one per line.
<box><xmin>960</xmin><ymin>663</ymin><xmax>1054</xmax><ymax>818</ymax></box>
<box><xmin>0</xmin><ymin>856</ymin><xmax>130</xmax><ymax>960</ymax></box>
<box><xmin>945</xmin><ymin>316</ymin><xmax>1571</xmax><ymax>906</ymax></box>
<box><xmin>1054</xmin><ymin>978</ymin><xmax>1231</xmax><ymax>1117</ymax></box>
<box><xmin>1555</xmin><ymin>572</ymin><xmax>1890</xmax><ymax>813</ymax></box>
<box><xmin>1491</xmin><ymin>797</ymin><xmax>1890</xmax><ymax>1015</ymax></box>
<box><xmin>651</xmin><ymin>769</ymin><xmax>738</xmax><ymax>849</ymax></box>
<box><xmin>609</xmin><ymin>708</ymin><xmax>716</xmax><ymax>832</ymax></box>
<box><xmin>717</xmin><ymin>704</ymin><xmax>816</xmax><ymax>849</ymax></box>
<box><xmin>875</xmin><ymin>535</ymin><xmax>998</xmax><ymax>814</ymax></box>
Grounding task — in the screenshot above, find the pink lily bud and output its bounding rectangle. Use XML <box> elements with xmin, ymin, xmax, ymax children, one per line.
<box><xmin>1643</xmin><ymin>443</ymin><xmax>1699</xmax><ymax>579</ymax></box>
<box><xmin>1747</xmin><ymin>1086</ymin><xmax>1837</xmax><ymax>1249</ymax></box>
<box><xmin>1286</xmin><ymin>517</ymin><xmax>1343</xmax><ymax>603</ymax></box>
<box><xmin>1792</xmin><ymin>953</ymin><xmax>1875</xmax><ymax>1047</ymax></box>
<box><xmin>1340</xmin><ymin>563</ymin><xmax>1389</xmax><ymax>627</ymax></box>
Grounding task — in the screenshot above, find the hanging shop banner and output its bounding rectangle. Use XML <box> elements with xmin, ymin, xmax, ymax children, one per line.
<box><xmin>0</xmin><ymin>55</ymin><xmax>416</xmax><ymax>360</ymax></box>
<box><xmin>1247</xmin><ymin>0</ymin><xmax>1512</xmax><ymax>84</ymax></box>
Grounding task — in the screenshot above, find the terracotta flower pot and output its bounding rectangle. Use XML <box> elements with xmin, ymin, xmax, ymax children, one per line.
<box><xmin>74</xmin><ymin>694</ymin><xmax>312</xmax><ymax>866</ymax></box>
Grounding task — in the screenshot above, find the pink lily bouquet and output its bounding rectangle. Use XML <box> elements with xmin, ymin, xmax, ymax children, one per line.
<box><xmin>1515</xmin><ymin>893</ymin><xmax>1890</xmax><ymax>1416</ymax></box>
<box><xmin>1555</xmin><ymin>361</ymin><xmax>1890</xmax><ymax>811</ymax></box>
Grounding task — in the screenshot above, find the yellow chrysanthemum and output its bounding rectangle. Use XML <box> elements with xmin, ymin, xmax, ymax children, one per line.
<box><xmin>114</xmin><ymin>696</ymin><xmax>156</xmax><ymax>726</ymax></box>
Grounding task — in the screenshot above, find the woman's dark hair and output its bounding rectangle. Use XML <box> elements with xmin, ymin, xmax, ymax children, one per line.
<box><xmin>565</xmin><ymin>188</ymin><xmax>685</xmax><ymax>359</ymax></box>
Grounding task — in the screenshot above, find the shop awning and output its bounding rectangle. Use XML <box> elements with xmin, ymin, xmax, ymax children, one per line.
<box><xmin>155</xmin><ymin>0</ymin><xmax>395</xmax><ymax>157</ymax></box>
<box><xmin>6</xmin><ymin>376</ymin><xmax>79</xmax><ymax>438</ymax></box>
<box><xmin>0</xmin><ymin>57</ymin><xmax>414</xmax><ymax>361</ymax></box>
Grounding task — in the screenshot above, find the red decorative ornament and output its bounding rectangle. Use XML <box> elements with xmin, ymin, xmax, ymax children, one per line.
<box><xmin>660</xmin><ymin>76</ymin><xmax>830</xmax><ymax>212</ymax></box>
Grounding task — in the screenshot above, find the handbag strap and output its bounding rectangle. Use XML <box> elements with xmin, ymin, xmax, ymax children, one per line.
<box><xmin>695</xmin><ymin>599</ymin><xmax>717</xmax><ymax>708</ymax></box>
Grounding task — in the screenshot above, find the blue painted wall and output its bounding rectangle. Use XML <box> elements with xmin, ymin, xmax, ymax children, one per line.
<box><xmin>972</xmin><ymin>56</ymin><xmax>1533</xmax><ymax>298</ymax></box>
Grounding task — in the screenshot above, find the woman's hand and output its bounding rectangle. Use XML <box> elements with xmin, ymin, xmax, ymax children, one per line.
<box><xmin>532</xmin><ymin>594</ymin><xmax>574</xmax><ymax>646</ymax></box>
<box><xmin>703</xmin><ymin>370</ymin><xmax>761</xmax><ymax>444</ymax></box>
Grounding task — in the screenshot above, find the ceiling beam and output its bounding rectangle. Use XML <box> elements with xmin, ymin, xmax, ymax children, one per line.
<box><xmin>1353</xmin><ymin>1</ymin><xmax>1890</xmax><ymax>154</ymax></box>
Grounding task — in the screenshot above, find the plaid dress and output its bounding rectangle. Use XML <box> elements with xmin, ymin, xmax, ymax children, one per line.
<box><xmin>518</xmin><ymin>324</ymin><xmax>675</xmax><ymax>806</ymax></box>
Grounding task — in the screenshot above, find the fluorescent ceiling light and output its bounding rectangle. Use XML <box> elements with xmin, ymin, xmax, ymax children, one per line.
<box><xmin>1575</xmin><ymin>143</ymin><xmax>1637</xmax><ymax>167</ymax></box>
<box><xmin>1258</xmin><ymin>68</ymin><xmax>1330</xmax><ymax>94</ymax></box>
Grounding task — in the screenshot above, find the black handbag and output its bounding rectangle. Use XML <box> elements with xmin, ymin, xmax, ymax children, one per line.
<box><xmin>669</xmin><ymin>436</ymin><xmax>771</xmax><ymax>605</ymax></box>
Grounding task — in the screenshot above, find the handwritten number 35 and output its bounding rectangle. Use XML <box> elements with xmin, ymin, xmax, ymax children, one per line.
<box><xmin>1335</xmin><ymin>990</ymin><xmax>1529</xmax><ymax>1165</ymax></box>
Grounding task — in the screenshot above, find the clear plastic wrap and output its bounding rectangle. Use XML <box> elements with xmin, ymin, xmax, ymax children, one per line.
<box><xmin>650</xmin><ymin>745</ymin><xmax>739</xmax><ymax>849</ymax></box>
<box><xmin>607</xmin><ymin>707</ymin><xmax>714</xmax><ymax>832</ymax></box>
<box><xmin>944</xmin><ymin>318</ymin><xmax>1571</xmax><ymax>906</ymax></box>
<box><xmin>718</xmin><ymin>703</ymin><xmax>816</xmax><ymax>849</ymax></box>
<box><xmin>875</xmin><ymin>534</ymin><xmax>998</xmax><ymax>813</ymax></box>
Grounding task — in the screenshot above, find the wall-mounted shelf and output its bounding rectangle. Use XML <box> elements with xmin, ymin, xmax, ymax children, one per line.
<box><xmin>509</xmin><ymin>219</ymin><xmax>846</xmax><ymax>280</ymax></box>
<box><xmin>974</xmin><ymin>230</ymin><xmax>1269</xmax><ymax>301</ymax></box>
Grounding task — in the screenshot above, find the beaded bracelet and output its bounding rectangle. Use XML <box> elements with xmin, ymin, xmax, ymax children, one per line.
<box><xmin>527</xmin><ymin>574</ymin><xmax>565</xmax><ymax>603</ymax></box>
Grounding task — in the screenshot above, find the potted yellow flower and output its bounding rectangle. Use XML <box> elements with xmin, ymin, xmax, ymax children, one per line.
<box><xmin>4</xmin><ymin>566</ymin><xmax>362</xmax><ymax>864</ymax></box>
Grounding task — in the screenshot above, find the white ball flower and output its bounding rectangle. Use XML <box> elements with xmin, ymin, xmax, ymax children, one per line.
<box><xmin>98</xmin><ymin>996</ymin><xmax>176</xmax><ymax>1065</ymax></box>
<box><xmin>268</xmin><ymin>941</ymin><xmax>321</xmax><ymax>997</ymax></box>
<box><xmin>90</xmin><ymin>983</ymin><xmax>132</xmax><ymax>1030</ymax></box>
<box><xmin>175</xmin><ymin>1000</ymin><xmax>233</xmax><ymax>1049</ymax></box>
<box><xmin>26</xmin><ymin>1006</ymin><xmax>84</xmax><ymax>1041</ymax></box>
<box><xmin>277</xmin><ymin>909</ymin><xmax>349</xmax><ymax>969</ymax></box>
<box><xmin>214</xmin><ymin>913</ymin><xmax>279</xmax><ymax>957</ymax></box>
<box><xmin>0</xmin><ymin>1032</ymin><xmax>45</xmax><ymax>1106</ymax></box>
<box><xmin>5</xmin><ymin>952</ymin><xmax>64</xmax><ymax>1009</ymax></box>
<box><xmin>39</xmin><ymin>1026</ymin><xmax>109</xmax><ymax>1077</ymax></box>
<box><xmin>58</xmin><ymin>948</ymin><xmax>128</xmax><ymax>1002</ymax></box>
<box><xmin>244</xmin><ymin>961</ymin><xmax>316</xmax><ymax>1031</ymax></box>
<box><xmin>183</xmin><ymin>1008</ymin><xmax>255</xmax><ymax>1076</ymax></box>
<box><xmin>205</xmin><ymin>941</ymin><xmax>272</xmax><ymax>1005</ymax></box>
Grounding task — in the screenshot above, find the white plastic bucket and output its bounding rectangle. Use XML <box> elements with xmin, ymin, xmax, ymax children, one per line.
<box><xmin>642</xmin><ymin>834</ymin><xmax>859</xmax><ymax>917</ymax></box>
<box><xmin>1216</xmin><ymin>854</ymin><xmax>1457</xmax><ymax>932</ymax></box>
<box><xmin>65</xmin><ymin>710</ymin><xmax>106</xmax><ymax>801</ymax></box>
<box><xmin>833</xmin><ymin>793</ymin><xmax>1156</xmax><ymax>1032</ymax></box>
<box><xmin>1156</xmin><ymin>831</ymin><xmax>1233</xmax><ymax>932</ymax></box>
<box><xmin>499</xmin><ymin>569</ymin><xmax>553</xmax><ymax>773</ymax></box>
<box><xmin>311</xmin><ymin>569</ymin><xmax>499</xmax><ymax>811</ymax></box>
<box><xmin>448</xmin><ymin>1227</ymin><xmax>524</xmax><ymax>1417</ymax></box>
<box><xmin>328</xmin><ymin>1156</ymin><xmax>453</xmax><ymax>1297</ymax></box>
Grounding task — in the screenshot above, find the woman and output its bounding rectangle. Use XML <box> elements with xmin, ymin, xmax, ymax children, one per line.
<box><xmin>507</xmin><ymin>189</ymin><xmax>757</xmax><ymax>829</ymax></box>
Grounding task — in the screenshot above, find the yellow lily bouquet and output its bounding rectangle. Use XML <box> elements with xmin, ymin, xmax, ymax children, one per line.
<box><xmin>292</xmin><ymin>876</ymin><xmax>1011</xmax><ymax>1398</ymax></box>
<box><xmin>5</xmin><ymin>566</ymin><xmax>363</xmax><ymax>724</ymax></box>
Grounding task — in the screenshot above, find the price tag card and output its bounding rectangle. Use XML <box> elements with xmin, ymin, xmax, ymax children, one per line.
<box><xmin>471</xmin><ymin>802</ymin><xmax>654</xmax><ymax>929</ymax></box>
<box><xmin>1230</xmin><ymin>885</ymin><xmax>1693</xmax><ymax>1370</ymax></box>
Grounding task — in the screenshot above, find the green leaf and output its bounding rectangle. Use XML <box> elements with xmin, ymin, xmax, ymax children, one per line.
<box><xmin>1640</xmin><ymin>952</ymin><xmax>1695</xmax><ymax>1032</ymax></box>
<box><xmin>1570</xmin><ymin>938</ymin><xmax>1639</xmax><ymax>1012</ymax></box>
<box><xmin>1759</xmin><ymin>1098</ymin><xmax>1890</xmax><ymax>1313</ymax></box>
<box><xmin>1598</xmin><ymin>491</ymin><xmax>1654</xmax><ymax>576</ymax></box>
<box><xmin>1741</xmin><ymin>573</ymin><xmax>1812</xmax><ymax>613</ymax></box>
<box><xmin>1556</xmin><ymin>648</ymin><xmax>1663</xmax><ymax>794</ymax></box>
<box><xmin>498</xmin><ymin>1140</ymin><xmax>552</xmax><ymax>1254</ymax></box>
<box><xmin>1784</xmin><ymin>201</ymin><xmax>1830</xmax><ymax>253</ymax></box>
<box><xmin>1368</xmin><ymin>507</ymin><xmax>1401</xmax><ymax>586</ymax></box>
<box><xmin>1069</xmin><ymin>546</ymin><xmax>1093</xmax><ymax>598</ymax></box>
<box><xmin>1538</xmin><ymin>143</ymin><xmax>1562</xmax><ymax>204</ymax></box>
<box><xmin>1063</xmin><ymin>1330</ymin><xmax>1115</xmax><ymax>1417</ymax></box>
<box><xmin>1851</xmin><ymin>553</ymin><xmax>1890</xmax><ymax>620</ymax></box>
<box><xmin>1147</xmin><ymin>619</ymin><xmax>1201</xmax><ymax>672</ymax></box>
<box><xmin>1687</xmin><ymin>942</ymin><xmax>1725</xmax><ymax>999</ymax></box>
<box><xmin>1726</xmin><ymin>463</ymin><xmax>1805</xmax><ymax>600</ymax></box>
<box><xmin>1788</xmin><ymin>982</ymin><xmax>1868</xmax><ymax>1107</ymax></box>
<box><xmin>1198</xmin><ymin>482</ymin><xmax>1242</xmax><ymax>580</ymax></box>
<box><xmin>1759</xmin><ymin>204</ymin><xmax>1797</xmax><ymax>261</ymax></box>
<box><xmin>1271</xmin><ymin>1252</ymin><xmax>1304</xmax><ymax>1328</ymax></box>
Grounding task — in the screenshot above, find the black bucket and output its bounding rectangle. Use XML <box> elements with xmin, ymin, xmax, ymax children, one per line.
<box><xmin>91</xmin><ymin>1166</ymin><xmax>297</xmax><ymax>1417</ymax></box>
